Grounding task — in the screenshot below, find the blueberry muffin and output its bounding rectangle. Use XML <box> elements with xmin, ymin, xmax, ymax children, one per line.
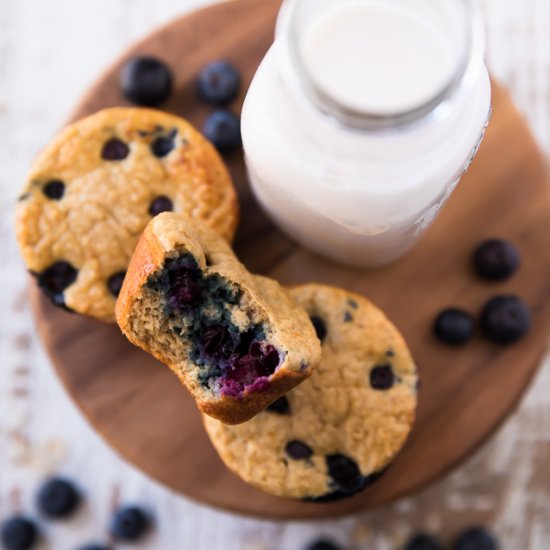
<box><xmin>204</xmin><ymin>284</ymin><xmax>418</xmax><ymax>500</ymax></box>
<box><xmin>115</xmin><ymin>213</ymin><xmax>322</xmax><ymax>424</ymax></box>
<box><xmin>16</xmin><ymin>107</ymin><xmax>238</xmax><ymax>322</ymax></box>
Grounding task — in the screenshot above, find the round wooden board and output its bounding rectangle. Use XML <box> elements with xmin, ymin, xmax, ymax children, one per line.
<box><xmin>29</xmin><ymin>0</ymin><xmax>550</xmax><ymax>520</ymax></box>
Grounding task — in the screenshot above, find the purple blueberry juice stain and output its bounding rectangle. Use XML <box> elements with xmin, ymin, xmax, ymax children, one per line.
<box><xmin>219</xmin><ymin>342</ymin><xmax>281</xmax><ymax>397</ymax></box>
<box><xmin>147</xmin><ymin>253</ymin><xmax>282</xmax><ymax>397</ymax></box>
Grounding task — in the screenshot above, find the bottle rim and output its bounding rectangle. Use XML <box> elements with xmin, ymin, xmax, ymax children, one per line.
<box><xmin>277</xmin><ymin>0</ymin><xmax>486</xmax><ymax>131</ymax></box>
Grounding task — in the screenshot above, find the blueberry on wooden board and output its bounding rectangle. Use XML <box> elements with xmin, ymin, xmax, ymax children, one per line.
<box><xmin>480</xmin><ymin>295</ymin><xmax>531</xmax><ymax>345</ymax></box>
<box><xmin>434</xmin><ymin>308</ymin><xmax>476</xmax><ymax>346</ymax></box>
<box><xmin>473</xmin><ymin>238</ymin><xmax>520</xmax><ymax>281</ymax></box>
<box><xmin>1</xmin><ymin>517</ymin><xmax>38</xmax><ymax>550</ymax></box>
<box><xmin>36</xmin><ymin>477</ymin><xmax>81</xmax><ymax>519</ymax></box>
<box><xmin>42</xmin><ymin>180</ymin><xmax>65</xmax><ymax>200</ymax></box>
<box><xmin>203</xmin><ymin>110</ymin><xmax>242</xmax><ymax>152</ymax></box>
<box><xmin>404</xmin><ymin>533</ymin><xmax>444</xmax><ymax>550</ymax></box>
<box><xmin>453</xmin><ymin>526</ymin><xmax>499</xmax><ymax>550</ymax></box>
<box><xmin>120</xmin><ymin>56</ymin><xmax>173</xmax><ymax>106</ymax></box>
<box><xmin>306</xmin><ymin>539</ymin><xmax>343</xmax><ymax>550</ymax></box>
<box><xmin>110</xmin><ymin>506</ymin><xmax>150</xmax><ymax>542</ymax></box>
<box><xmin>197</xmin><ymin>61</ymin><xmax>241</xmax><ymax>105</ymax></box>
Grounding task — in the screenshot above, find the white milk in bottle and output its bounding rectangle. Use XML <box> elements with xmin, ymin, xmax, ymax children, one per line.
<box><xmin>242</xmin><ymin>0</ymin><xmax>491</xmax><ymax>267</ymax></box>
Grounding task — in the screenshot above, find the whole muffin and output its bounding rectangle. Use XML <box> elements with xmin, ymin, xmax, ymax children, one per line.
<box><xmin>204</xmin><ymin>284</ymin><xmax>418</xmax><ymax>500</ymax></box>
<box><xmin>16</xmin><ymin>107</ymin><xmax>238</xmax><ymax>322</ymax></box>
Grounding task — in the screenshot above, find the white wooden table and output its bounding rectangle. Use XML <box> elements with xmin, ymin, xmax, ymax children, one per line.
<box><xmin>1</xmin><ymin>1</ymin><xmax>550</xmax><ymax>548</ymax></box>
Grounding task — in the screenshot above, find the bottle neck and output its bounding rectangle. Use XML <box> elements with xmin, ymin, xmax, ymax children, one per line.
<box><xmin>276</xmin><ymin>0</ymin><xmax>485</xmax><ymax>131</ymax></box>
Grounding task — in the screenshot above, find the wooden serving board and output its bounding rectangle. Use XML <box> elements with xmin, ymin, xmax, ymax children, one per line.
<box><xmin>29</xmin><ymin>0</ymin><xmax>550</xmax><ymax>520</ymax></box>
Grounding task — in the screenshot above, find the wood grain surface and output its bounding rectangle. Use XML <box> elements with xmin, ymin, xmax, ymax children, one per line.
<box><xmin>27</xmin><ymin>0</ymin><xmax>550</xmax><ymax>521</ymax></box>
<box><xmin>3</xmin><ymin>0</ymin><xmax>550</xmax><ymax>548</ymax></box>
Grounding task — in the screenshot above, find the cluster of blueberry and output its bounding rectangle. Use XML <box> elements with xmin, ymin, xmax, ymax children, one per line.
<box><xmin>120</xmin><ymin>56</ymin><xmax>242</xmax><ymax>152</ymax></box>
<box><xmin>0</xmin><ymin>478</ymin><xmax>150</xmax><ymax>550</ymax></box>
<box><xmin>434</xmin><ymin>238</ymin><xmax>530</xmax><ymax>347</ymax></box>
<box><xmin>305</xmin><ymin>524</ymin><xmax>499</xmax><ymax>550</ymax></box>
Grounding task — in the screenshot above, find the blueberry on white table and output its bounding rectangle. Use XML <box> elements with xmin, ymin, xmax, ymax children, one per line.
<box><xmin>452</xmin><ymin>526</ymin><xmax>499</xmax><ymax>550</ymax></box>
<box><xmin>36</xmin><ymin>477</ymin><xmax>81</xmax><ymax>519</ymax></box>
<box><xmin>0</xmin><ymin>517</ymin><xmax>38</xmax><ymax>550</ymax></box>
<box><xmin>120</xmin><ymin>56</ymin><xmax>173</xmax><ymax>106</ymax></box>
<box><xmin>110</xmin><ymin>506</ymin><xmax>150</xmax><ymax>542</ymax></box>
<box><xmin>306</xmin><ymin>539</ymin><xmax>343</xmax><ymax>550</ymax></box>
<box><xmin>197</xmin><ymin>61</ymin><xmax>241</xmax><ymax>105</ymax></box>
<box><xmin>404</xmin><ymin>532</ymin><xmax>444</xmax><ymax>550</ymax></box>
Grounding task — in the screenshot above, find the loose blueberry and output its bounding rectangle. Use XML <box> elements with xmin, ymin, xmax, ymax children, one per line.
<box><xmin>1</xmin><ymin>517</ymin><xmax>38</xmax><ymax>550</ymax></box>
<box><xmin>75</xmin><ymin>545</ymin><xmax>112</xmax><ymax>550</ymax></box>
<box><xmin>120</xmin><ymin>56</ymin><xmax>173</xmax><ymax>106</ymax></box>
<box><xmin>306</xmin><ymin>539</ymin><xmax>342</xmax><ymax>550</ymax></box>
<box><xmin>326</xmin><ymin>454</ymin><xmax>362</xmax><ymax>494</ymax></box>
<box><xmin>285</xmin><ymin>440</ymin><xmax>313</xmax><ymax>460</ymax></box>
<box><xmin>149</xmin><ymin>196</ymin><xmax>173</xmax><ymax>216</ymax></box>
<box><xmin>37</xmin><ymin>477</ymin><xmax>80</xmax><ymax>519</ymax></box>
<box><xmin>310</xmin><ymin>316</ymin><xmax>327</xmax><ymax>343</ymax></box>
<box><xmin>266</xmin><ymin>396</ymin><xmax>290</xmax><ymax>415</ymax></box>
<box><xmin>203</xmin><ymin>110</ymin><xmax>241</xmax><ymax>152</ymax></box>
<box><xmin>43</xmin><ymin>180</ymin><xmax>65</xmax><ymax>200</ymax></box>
<box><xmin>480</xmin><ymin>295</ymin><xmax>531</xmax><ymax>345</ymax></box>
<box><xmin>434</xmin><ymin>308</ymin><xmax>476</xmax><ymax>346</ymax></box>
<box><xmin>197</xmin><ymin>60</ymin><xmax>241</xmax><ymax>105</ymax></box>
<box><xmin>36</xmin><ymin>261</ymin><xmax>78</xmax><ymax>307</ymax></box>
<box><xmin>151</xmin><ymin>129</ymin><xmax>177</xmax><ymax>158</ymax></box>
<box><xmin>101</xmin><ymin>138</ymin><xmax>129</xmax><ymax>161</ymax></box>
<box><xmin>404</xmin><ymin>533</ymin><xmax>444</xmax><ymax>550</ymax></box>
<box><xmin>107</xmin><ymin>272</ymin><xmax>126</xmax><ymax>298</ymax></box>
<box><xmin>110</xmin><ymin>506</ymin><xmax>150</xmax><ymax>542</ymax></box>
<box><xmin>370</xmin><ymin>365</ymin><xmax>395</xmax><ymax>390</ymax></box>
<box><xmin>473</xmin><ymin>239</ymin><xmax>520</xmax><ymax>281</ymax></box>
<box><xmin>453</xmin><ymin>526</ymin><xmax>498</xmax><ymax>550</ymax></box>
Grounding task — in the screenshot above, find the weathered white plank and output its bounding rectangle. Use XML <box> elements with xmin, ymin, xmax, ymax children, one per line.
<box><xmin>1</xmin><ymin>0</ymin><xmax>550</xmax><ymax>548</ymax></box>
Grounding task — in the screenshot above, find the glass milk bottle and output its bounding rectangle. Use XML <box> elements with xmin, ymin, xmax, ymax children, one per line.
<box><xmin>242</xmin><ymin>0</ymin><xmax>491</xmax><ymax>267</ymax></box>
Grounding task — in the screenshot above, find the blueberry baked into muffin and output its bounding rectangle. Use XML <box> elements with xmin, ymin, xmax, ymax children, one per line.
<box><xmin>15</xmin><ymin>107</ymin><xmax>238</xmax><ymax>322</ymax></box>
<box><xmin>204</xmin><ymin>284</ymin><xmax>418</xmax><ymax>500</ymax></box>
<box><xmin>115</xmin><ymin>213</ymin><xmax>321</xmax><ymax>424</ymax></box>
